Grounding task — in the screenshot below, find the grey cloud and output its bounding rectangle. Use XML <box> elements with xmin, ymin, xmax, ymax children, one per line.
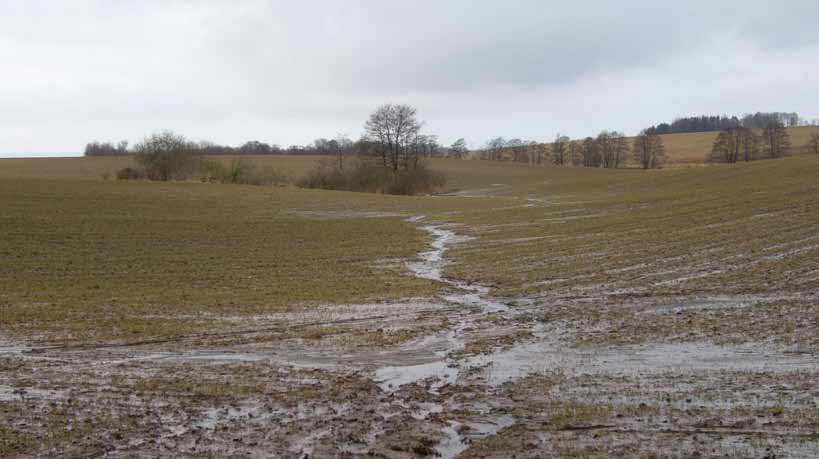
<box><xmin>0</xmin><ymin>0</ymin><xmax>817</xmax><ymax>154</ymax></box>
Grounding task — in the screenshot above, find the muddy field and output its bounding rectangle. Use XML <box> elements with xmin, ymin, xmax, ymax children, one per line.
<box><xmin>2</xmin><ymin>156</ymin><xmax>818</xmax><ymax>458</ymax></box>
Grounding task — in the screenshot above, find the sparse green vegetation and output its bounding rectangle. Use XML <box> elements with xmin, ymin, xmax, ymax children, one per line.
<box><xmin>2</xmin><ymin>153</ymin><xmax>817</xmax><ymax>345</ymax></box>
<box><xmin>445</xmin><ymin>155</ymin><xmax>819</xmax><ymax>301</ymax></box>
<box><xmin>0</xmin><ymin>179</ymin><xmax>451</xmax><ymax>342</ymax></box>
<box><xmin>1</xmin><ymin>144</ymin><xmax>817</xmax><ymax>458</ymax></box>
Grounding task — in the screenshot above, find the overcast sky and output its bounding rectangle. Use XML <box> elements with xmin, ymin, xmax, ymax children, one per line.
<box><xmin>1</xmin><ymin>0</ymin><xmax>818</xmax><ymax>156</ymax></box>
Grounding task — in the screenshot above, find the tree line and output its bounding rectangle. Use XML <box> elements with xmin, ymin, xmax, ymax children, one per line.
<box><xmin>709</xmin><ymin>121</ymin><xmax>794</xmax><ymax>163</ymax></box>
<box><xmin>478</xmin><ymin>120</ymin><xmax>817</xmax><ymax>167</ymax></box>
<box><xmin>84</xmin><ymin>140</ymin><xmax>130</xmax><ymax>156</ymax></box>
<box><xmin>110</xmin><ymin>104</ymin><xmax>449</xmax><ymax>195</ymax></box>
<box><xmin>114</xmin><ymin>131</ymin><xmax>284</xmax><ymax>184</ymax></box>
<box><xmin>90</xmin><ymin>105</ymin><xmax>818</xmax><ymax>175</ymax></box>
<box><xmin>299</xmin><ymin>104</ymin><xmax>445</xmax><ymax>194</ymax></box>
<box><xmin>85</xmin><ymin>134</ymin><xmax>454</xmax><ymax>159</ymax></box>
<box><xmin>477</xmin><ymin>129</ymin><xmax>666</xmax><ymax>169</ymax></box>
<box><xmin>651</xmin><ymin>112</ymin><xmax>804</xmax><ymax>135</ymax></box>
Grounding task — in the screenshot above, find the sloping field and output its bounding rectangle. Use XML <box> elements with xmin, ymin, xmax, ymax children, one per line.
<box><xmin>0</xmin><ymin>154</ymin><xmax>540</xmax><ymax>190</ymax></box>
<box><xmin>1</xmin><ymin>155</ymin><xmax>817</xmax><ymax>457</ymax></box>
<box><xmin>659</xmin><ymin>125</ymin><xmax>819</xmax><ymax>164</ymax></box>
<box><xmin>0</xmin><ymin>179</ymin><xmax>488</xmax><ymax>341</ymax></box>
<box><xmin>0</xmin><ymin>154</ymin><xmax>319</xmax><ymax>181</ymax></box>
<box><xmin>446</xmin><ymin>155</ymin><xmax>819</xmax><ymax>348</ymax></box>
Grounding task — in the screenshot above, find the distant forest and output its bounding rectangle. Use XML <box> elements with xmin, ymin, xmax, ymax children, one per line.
<box><xmin>651</xmin><ymin>112</ymin><xmax>805</xmax><ymax>135</ymax></box>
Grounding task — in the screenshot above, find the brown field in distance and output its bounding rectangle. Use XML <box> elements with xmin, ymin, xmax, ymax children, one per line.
<box><xmin>1</xmin><ymin>126</ymin><xmax>817</xmax><ymax>183</ymax></box>
<box><xmin>657</xmin><ymin>125</ymin><xmax>819</xmax><ymax>164</ymax></box>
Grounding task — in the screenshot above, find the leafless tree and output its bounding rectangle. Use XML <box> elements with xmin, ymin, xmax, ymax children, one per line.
<box><xmin>424</xmin><ymin>135</ymin><xmax>441</xmax><ymax>158</ymax></box>
<box><xmin>709</xmin><ymin>127</ymin><xmax>758</xmax><ymax>163</ymax></box>
<box><xmin>580</xmin><ymin>137</ymin><xmax>600</xmax><ymax>167</ymax></box>
<box><xmin>364</xmin><ymin>104</ymin><xmax>423</xmax><ymax>172</ymax></box>
<box><xmin>333</xmin><ymin>134</ymin><xmax>353</xmax><ymax>170</ymax></box>
<box><xmin>568</xmin><ymin>140</ymin><xmax>580</xmax><ymax>166</ymax></box>
<box><xmin>810</xmin><ymin>132</ymin><xmax>819</xmax><ymax>155</ymax></box>
<box><xmin>450</xmin><ymin>138</ymin><xmax>468</xmax><ymax>159</ymax></box>
<box><xmin>596</xmin><ymin>131</ymin><xmax>627</xmax><ymax>168</ymax></box>
<box><xmin>532</xmin><ymin>142</ymin><xmax>548</xmax><ymax>165</ymax></box>
<box><xmin>613</xmin><ymin>133</ymin><xmax>629</xmax><ymax>168</ymax></box>
<box><xmin>485</xmin><ymin>137</ymin><xmax>506</xmax><ymax>161</ymax></box>
<box><xmin>133</xmin><ymin>131</ymin><xmax>197</xmax><ymax>181</ymax></box>
<box><xmin>632</xmin><ymin>128</ymin><xmax>666</xmax><ymax>169</ymax></box>
<box><xmin>84</xmin><ymin>140</ymin><xmax>129</xmax><ymax>156</ymax></box>
<box><xmin>711</xmin><ymin>128</ymin><xmax>742</xmax><ymax>163</ymax></box>
<box><xmin>527</xmin><ymin>141</ymin><xmax>539</xmax><ymax>163</ymax></box>
<box><xmin>551</xmin><ymin>134</ymin><xmax>570</xmax><ymax>166</ymax></box>
<box><xmin>239</xmin><ymin>140</ymin><xmax>273</xmax><ymax>155</ymax></box>
<box><xmin>761</xmin><ymin>121</ymin><xmax>791</xmax><ymax>159</ymax></box>
<box><xmin>738</xmin><ymin>128</ymin><xmax>759</xmax><ymax>162</ymax></box>
<box><xmin>506</xmin><ymin>138</ymin><xmax>527</xmax><ymax>162</ymax></box>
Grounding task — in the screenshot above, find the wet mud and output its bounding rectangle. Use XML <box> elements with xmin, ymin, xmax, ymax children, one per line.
<box><xmin>1</xmin><ymin>218</ymin><xmax>817</xmax><ymax>458</ymax></box>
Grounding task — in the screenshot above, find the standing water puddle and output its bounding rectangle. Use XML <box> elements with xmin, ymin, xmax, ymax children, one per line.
<box><xmin>464</xmin><ymin>337</ymin><xmax>819</xmax><ymax>386</ymax></box>
<box><xmin>436</xmin><ymin>416</ymin><xmax>516</xmax><ymax>459</ymax></box>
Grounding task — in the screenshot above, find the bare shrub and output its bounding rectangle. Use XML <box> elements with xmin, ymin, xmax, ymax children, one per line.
<box><xmin>298</xmin><ymin>158</ymin><xmax>378</xmax><ymax>192</ymax></box>
<box><xmin>808</xmin><ymin>132</ymin><xmax>819</xmax><ymax>155</ymax></box>
<box><xmin>116</xmin><ymin>167</ymin><xmax>146</xmax><ymax>180</ymax></box>
<box><xmin>298</xmin><ymin>158</ymin><xmax>444</xmax><ymax>195</ymax></box>
<box><xmin>85</xmin><ymin>140</ymin><xmax>128</xmax><ymax>156</ymax></box>
<box><xmin>761</xmin><ymin>121</ymin><xmax>791</xmax><ymax>159</ymax></box>
<box><xmin>245</xmin><ymin>165</ymin><xmax>288</xmax><ymax>186</ymax></box>
<box><xmin>298</xmin><ymin>104</ymin><xmax>445</xmax><ymax>195</ymax></box>
<box><xmin>386</xmin><ymin>163</ymin><xmax>446</xmax><ymax>195</ymax></box>
<box><xmin>450</xmin><ymin>138</ymin><xmax>468</xmax><ymax>159</ymax></box>
<box><xmin>551</xmin><ymin>134</ymin><xmax>570</xmax><ymax>166</ymax></box>
<box><xmin>199</xmin><ymin>157</ymin><xmax>287</xmax><ymax>185</ymax></box>
<box><xmin>632</xmin><ymin>128</ymin><xmax>666</xmax><ymax>169</ymax></box>
<box><xmin>134</xmin><ymin>131</ymin><xmax>201</xmax><ymax>181</ymax></box>
<box><xmin>573</xmin><ymin>131</ymin><xmax>627</xmax><ymax>168</ymax></box>
<box><xmin>710</xmin><ymin>128</ymin><xmax>742</xmax><ymax>163</ymax></box>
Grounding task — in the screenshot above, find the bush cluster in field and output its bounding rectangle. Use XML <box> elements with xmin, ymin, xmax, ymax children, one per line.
<box><xmin>103</xmin><ymin>105</ymin><xmax>450</xmax><ymax>195</ymax></box>
<box><xmin>113</xmin><ymin>131</ymin><xmax>286</xmax><ymax>185</ymax></box>
<box><xmin>297</xmin><ymin>158</ymin><xmax>445</xmax><ymax>195</ymax></box>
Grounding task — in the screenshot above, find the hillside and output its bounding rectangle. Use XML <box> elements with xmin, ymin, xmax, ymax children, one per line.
<box><xmin>2</xmin><ymin>152</ymin><xmax>817</xmax><ymax>457</ymax></box>
<box><xmin>659</xmin><ymin>125</ymin><xmax>818</xmax><ymax>164</ymax></box>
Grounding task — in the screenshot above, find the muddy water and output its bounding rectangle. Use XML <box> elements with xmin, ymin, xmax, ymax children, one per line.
<box><xmin>403</xmin><ymin>224</ymin><xmax>508</xmax><ymax>314</ymax></box>
<box><xmin>370</xmin><ymin>221</ymin><xmax>526</xmax><ymax>458</ymax></box>
<box><xmin>6</xmin><ymin>215</ymin><xmax>815</xmax><ymax>458</ymax></box>
<box><xmin>465</xmin><ymin>335</ymin><xmax>819</xmax><ymax>387</ymax></box>
<box><xmin>0</xmin><ymin>333</ymin><xmax>26</xmax><ymax>356</ymax></box>
<box><xmin>376</xmin><ymin>361</ymin><xmax>458</xmax><ymax>393</ymax></box>
<box><xmin>375</xmin><ymin>223</ymin><xmax>511</xmax><ymax>392</ymax></box>
<box><xmin>371</xmin><ymin>219</ymin><xmax>819</xmax><ymax>457</ymax></box>
<box><xmin>0</xmin><ymin>384</ymin><xmax>65</xmax><ymax>402</ymax></box>
<box><xmin>436</xmin><ymin>415</ymin><xmax>517</xmax><ymax>458</ymax></box>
